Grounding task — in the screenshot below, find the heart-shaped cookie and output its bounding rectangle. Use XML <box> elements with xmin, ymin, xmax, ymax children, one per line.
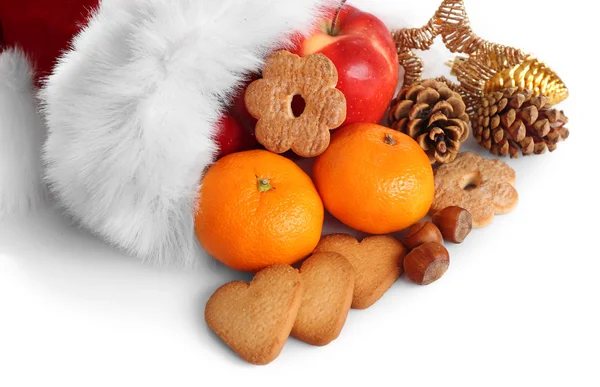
<box><xmin>291</xmin><ymin>252</ymin><xmax>355</xmax><ymax>346</ymax></box>
<box><xmin>314</xmin><ymin>234</ymin><xmax>407</xmax><ymax>310</ymax></box>
<box><xmin>205</xmin><ymin>265</ymin><xmax>303</xmax><ymax>365</ymax></box>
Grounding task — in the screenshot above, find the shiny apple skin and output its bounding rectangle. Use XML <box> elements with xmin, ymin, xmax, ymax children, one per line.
<box><xmin>215</xmin><ymin>113</ymin><xmax>258</xmax><ymax>159</ymax></box>
<box><xmin>293</xmin><ymin>5</ymin><xmax>399</xmax><ymax>127</ymax></box>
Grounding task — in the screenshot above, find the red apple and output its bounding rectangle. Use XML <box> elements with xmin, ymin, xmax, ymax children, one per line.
<box><xmin>214</xmin><ymin>77</ymin><xmax>262</xmax><ymax>158</ymax></box>
<box><xmin>231</xmin><ymin>78</ymin><xmax>259</xmax><ymax>131</ymax></box>
<box><xmin>292</xmin><ymin>4</ymin><xmax>399</xmax><ymax>127</ymax></box>
<box><xmin>214</xmin><ymin>113</ymin><xmax>258</xmax><ymax>159</ymax></box>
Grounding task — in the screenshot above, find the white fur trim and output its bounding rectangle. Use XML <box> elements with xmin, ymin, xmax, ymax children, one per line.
<box><xmin>41</xmin><ymin>0</ymin><xmax>336</xmax><ymax>267</ymax></box>
<box><xmin>0</xmin><ymin>49</ymin><xmax>47</xmax><ymax>219</ymax></box>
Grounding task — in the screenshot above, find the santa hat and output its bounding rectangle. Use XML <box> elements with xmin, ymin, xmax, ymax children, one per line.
<box><xmin>0</xmin><ymin>0</ymin><xmax>339</xmax><ymax>267</ymax></box>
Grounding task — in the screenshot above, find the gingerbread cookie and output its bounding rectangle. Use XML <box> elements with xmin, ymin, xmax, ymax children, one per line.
<box><xmin>292</xmin><ymin>252</ymin><xmax>355</xmax><ymax>346</ymax></box>
<box><xmin>430</xmin><ymin>152</ymin><xmax>518</xmax><ymax>228</ymax></box>
<box><xmin>205</xmin><ymin>265</ymin><xmax>303</xmax><ymax>365</ymax></box>
<box><xmin>245</xmin><ymin>50</ymin><xmax>347</xmax><ymax>157</ymax></box>
<box><xmin>314</xmin><ymin>234</ymin><xmax>407</xmax><ymax>310</ymax></box>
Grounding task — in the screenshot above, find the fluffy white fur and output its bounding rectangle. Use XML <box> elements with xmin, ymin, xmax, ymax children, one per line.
<box><xmin>0</xmin><ymin>49</ymin><xmax>46</xmax><ymax>218</ymax></box>
<box><xmin>40</xmin><ymin>0</ymin><xmax>336</xmax><ymax>267</ymax></box>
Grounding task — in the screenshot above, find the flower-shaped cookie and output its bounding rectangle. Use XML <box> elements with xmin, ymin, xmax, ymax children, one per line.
<box><xmin>245</xmin><ymin>50</ymin><xmax>347</xmax><ymax>158</ymax></box>
<box><xmin>430</xmin><ymin>152</ymin><xmax>518</xmax><ymax>228</ymax></box>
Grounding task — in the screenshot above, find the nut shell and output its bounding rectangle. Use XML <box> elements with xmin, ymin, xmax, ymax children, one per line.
<box><xmin>404</xmin><ymin>222</ymin><xmax>443</xmax><ymax>249</ymax></box>
<box><xmin>403</xmin><ymin>242</ymin><xmax>450</xmax><ymax>285</ymax></box>
<box><xmin>432</xmin><ymin>206</ymin><xmax>473</xmax><ymax>243</ymax></box>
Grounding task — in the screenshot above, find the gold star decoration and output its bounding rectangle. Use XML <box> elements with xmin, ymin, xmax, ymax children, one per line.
<box><xmin>391</xmin><ymin>0</ymin><xmax>569</xmax><ymax>116</ymax></box>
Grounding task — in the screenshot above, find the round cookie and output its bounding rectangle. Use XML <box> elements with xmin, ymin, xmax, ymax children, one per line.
<box><xmin>430</xmin><ymin>152</ymin><xmax>518</xmax><ymax>228</ymax></box>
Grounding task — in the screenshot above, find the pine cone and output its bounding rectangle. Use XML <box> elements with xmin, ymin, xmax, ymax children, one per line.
<box><xmin>472</xmin><ymin>88</ymin><xmax>569</xmax><ymax>158</ymax></box>
<box><xmin>389</xmin><ymin>79</ymin><xmax>470</xmax><ymax>164</ymax></box>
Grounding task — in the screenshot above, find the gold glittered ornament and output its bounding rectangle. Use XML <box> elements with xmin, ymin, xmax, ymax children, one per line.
<box><xmin>482</xmin><ymin>58</ymin><xmax>569</xmax><ymax>106</ymax></box>
<box><xmin>391</xmin><ymin>0</ymin><xmax>569</xmax><ymax>115</ymax></box>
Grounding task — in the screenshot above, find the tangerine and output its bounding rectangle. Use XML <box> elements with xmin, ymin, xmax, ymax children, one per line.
<box><xmin>195</xmin><ymin>150</ymin><xmax>324</xmax><ymax>272</ymax></box>
<box><xmin>313</xmin><ymin>123</ymin><xmax>434</xmax><ymax>234</ymax></box>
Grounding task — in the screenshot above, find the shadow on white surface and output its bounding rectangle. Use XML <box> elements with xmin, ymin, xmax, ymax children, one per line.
<box><xmin>0</xmin><ymin>207</ymin><xmax>243</xmax><ymax>333</ymax></box>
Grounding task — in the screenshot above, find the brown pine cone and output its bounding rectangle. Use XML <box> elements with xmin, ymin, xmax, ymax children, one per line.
<box><xmin>389</xmin><ymin>79</ymin><xmax>470</xmax><ymax>164</ymax></box>
<box><xmin>472</xmin><ymin>88</ymin><xmax>569</xmax><ymax>158</ymax></box>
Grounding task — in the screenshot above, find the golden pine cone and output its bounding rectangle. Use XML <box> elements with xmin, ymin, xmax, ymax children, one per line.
<box><xmin>484</xmin><ymin>57</ymin><xmax>569</xmax><ymax>106</ymax></box>
<box><xmin>389</xmin><ymin>79</ymin><xmax>470</xmax><ymax>164</ymax></box>
<box><xmin>472</xmin><ymin>88</ymin><xmax>569</xmax><ymax>158</ymax></box>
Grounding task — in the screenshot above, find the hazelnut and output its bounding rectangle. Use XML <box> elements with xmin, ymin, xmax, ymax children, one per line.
<box><xmin>403</xmin><ymin>242</ymin><xmax>450</xmax><ymax>285</ymax></box>
<box><xmin>404</xmin><ymin>222</ymin><xmax>443</xmax><ymax>249</ymax></box>
<box><xmin>432</xmin><ymin>206</ymin><xmax>473</xmax><ymax>244</ymax></box>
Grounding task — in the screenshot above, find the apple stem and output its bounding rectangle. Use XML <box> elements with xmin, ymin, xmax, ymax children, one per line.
<box><xmin>330</xmin><ymin>0</ymin><xmax>347</xmax><ymax>36</ymax></box>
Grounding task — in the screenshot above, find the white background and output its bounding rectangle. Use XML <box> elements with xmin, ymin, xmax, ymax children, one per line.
<box><xmin>1</xmin><ymin>0</ymin><xmax>598</xmax><ymax>386</ymax></box>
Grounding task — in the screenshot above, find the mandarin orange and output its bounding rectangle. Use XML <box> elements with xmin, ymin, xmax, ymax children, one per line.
<box><xmin>195</xmin><ymin>150</ymin><xmax>324</xmax><ymax>272</ymax></box>
<box><xmin>313</xmin><ymin>123</ymin><xmax>434</xmax><ymax>234</ymax></box>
